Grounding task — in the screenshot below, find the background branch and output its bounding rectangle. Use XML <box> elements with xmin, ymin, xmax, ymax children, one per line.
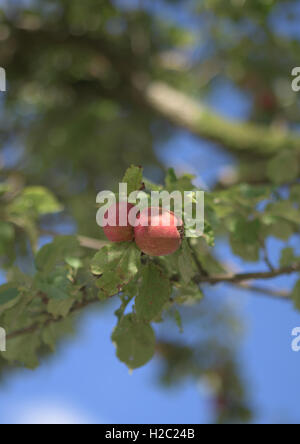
<box><xmin>136</xmin><ymin>80</ymin><xmax>300</xmax><ymax>160</ymax></box>
<box><xmin>195</xmin><ymin>263</ymin><xmax>300</xmax><ymax>285</ymax></box>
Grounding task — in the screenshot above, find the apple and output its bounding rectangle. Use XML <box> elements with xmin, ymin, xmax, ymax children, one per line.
<box><xmin>134</xmin><ymin>207</ymin><xmax>183</xmax><ymax>256</ymax></box>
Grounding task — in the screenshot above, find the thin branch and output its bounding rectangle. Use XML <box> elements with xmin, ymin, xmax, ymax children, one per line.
<box><xmin>6</xmin><ymin>232</ymin><xmax>296</xmax><ymax>342</ymax></box>
<box><xmin>188</xmin><ymin>239</ymin><xmax>209</xmax><ymax>277</ymax></box>
<box><xmin>77</xmin><ymin>236</ymin><xmax>300</xmax><ymax>291</ymax></box>
<box><xmin>194</xmin><ymin>263</ymin><xmax>300</xmax><ymax>285</ymax></box>
<box><xmin>77</xmin><ymin>236</ymin><xmax>107</xmax><ymax>251</ymax></box>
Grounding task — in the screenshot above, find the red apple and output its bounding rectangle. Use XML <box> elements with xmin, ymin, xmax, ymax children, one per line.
<box><xmin>134</xmin><ymin>207</ymin><xmax>183</xmax><ymax>256</ymax></box>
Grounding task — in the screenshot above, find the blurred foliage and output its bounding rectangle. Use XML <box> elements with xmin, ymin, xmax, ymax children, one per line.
<box><xmin>0</xmin><ymin>0</ymin><xmax>300</xmax><ymax>424</ymax></box>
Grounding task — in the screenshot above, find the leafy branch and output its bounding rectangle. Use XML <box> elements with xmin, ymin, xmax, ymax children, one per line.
<box><xmin>6</xmin><ymin>294</ymin><xmax>101</xmax><ymax>341</ymax></box>
<box><xmin>1</xmin><ymin>166</ymin><xmax>300</xmax><ymax>373</ymax></box>
<box><xmin>79</xmin><ymin>233</ymin><xmax>299</xmax><ymax>295</ymax></box>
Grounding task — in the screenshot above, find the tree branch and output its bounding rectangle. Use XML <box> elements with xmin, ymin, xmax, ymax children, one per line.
<box><xmin>6</xmin><ymin>233</ymin><xmax>296</xmax><ymax>342</ymax></box>
<box><xmin>6</xmin><ymin>295</ymin><xmax>102</xmax><ymax>341</ymax></box>
<box><xmin>4</xmin><ymin>23</ymin><xmax>300</xmax><ymax>162</ymax></box>
<box><xmin>136</xmin><ymin>80</ymin><xmax>300</xmax><ymax>159</ymax></box>
<box><xmin>6</xmin><ymin>260</ymin><xmax>299</xmax><ymax>341</ymax></box>
<box><xmin>195</xmin><ymin>263</ymin><xmax>300</xmax><ymax>285</ymax></box>
<box><xmin>44</xmin><ymin>233</ymin><xmax>300</xmax><ymax>295</ymax></box>
<box><xmin>78</xmin><ymin>236</ymin><xmax>107</xmax><ymax>251</ymax></box>
<box><xmin>230</xmin><ymin>282</ymin><xmax>290</xmax><ymax>300</ymax></box>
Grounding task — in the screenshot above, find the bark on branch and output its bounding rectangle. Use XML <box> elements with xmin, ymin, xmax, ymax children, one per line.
<box><xmin>6</xmin><ymin>259</ymin><xmax>298</xmax><ymax>341</ymax></box>
<box><xmin>194</xmin><ymin>263</ymin><xmax>300</xmax><ymax>285</ymax></box>
<box><xmin>137</xmin><ymin>81</ymin><xmax>300</xmax><ymax>159</ymax></box>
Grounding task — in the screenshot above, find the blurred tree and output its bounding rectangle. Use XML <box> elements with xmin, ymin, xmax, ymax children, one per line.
<box><xmin>0</xmin><ymin>0</ymin><xmax>300</xmax><ymax>424</ymax></box>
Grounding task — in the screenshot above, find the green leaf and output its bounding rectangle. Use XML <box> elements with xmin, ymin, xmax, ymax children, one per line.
<box><xmin>178</xmin><ymin>240</ymin><xmax>196</xmax><ymax>284</ymax></box>
<box><xmin>229</xmin><ymin>217</ymin><xmax>261</xmax><ymax>262</ymax></box>
<box><xmin>267</xmin><ymin>201</ymin><xmax>300</xmax><ymax>225</ymax></box>
<box><xmin>280</xmin><ymin>248</ymin><xmax>297</xmax><ymax>268</ymax></box>
<box><xmin>6</xmin><ymin>267</ymin><xmax>33</xmax><ymax>289</ymax></box>
<box><xmin>42</xmin><ymin>317</ymin><xmax>75</xmax><ymax>352</ymax></box>
<box><xmin>35</xmin><ymin>269</ymin><xmax>73</xmax><ymax>300</ymax></box>
<box><xmin>3</xmin><ymin>291</ymin><xmax>35</xmax><ymax>328</ymax></box>
<box><xmin>135</xmin><ymin>263</ymin><xmax>171</xmax><ymax>322</ymax></box>
<box><xmin>292</xmin><ymin>281</ymin><xmax>300</xmax><ymax>311</ymax></box>
<box><xmin>35</xmin><ymin>236</ymin><xmax>80</xmax><ymax>273</ymax></box>
<box><xmin>91</xmin><ymin>243</ymin><xmax>140</xmax><ymax>296</ymax></box>
<box><xmin>143</xmin><ymin>179</ymin><xmax>163</xmax><ymax>192</ymax></box>
<box><xmin>237</xmin><ymin>184</ymin><xmax>273</xmax><ymax>200</ymax></box>
<box><xmin>165</xmin><ymin>168</ymin><xmax>195</xmax><ymax>192</ymax></box>
<box><xmin>176</xmin><ymin>282</ymin><xmax>204</xmax><ymax>305</ymax></box>
<box><xmin>122</xmin><ymin>279</ymin><xmax>138</xmax><ymax>299</ymax></box>
<box><xmin>9</xmin><ymin>186</ymin><xmax>63</xmax><ymax>216</ymax></box>
<box><xmin>267</xmin><ymin>150</ymin><xmax>299</xmax><ymax>184</ymax></box>
<box><xmin>203</xmin><ymin>221</ymin><xmax>215</xmax><ymax>247</ymax></box>
<box><xmin>122</xmin><ymin>165</ymin><xmax>143</xmax><ymax>195</ymax></box>
<box><xmin>195</xmin><ymin>240</ymin><xmax>225</xmax><ymax>274</ymax></box>
<box><xmin>3</xmin><ymin>334</ymin><xmax>41</xmax><ymax>369</ymax></box>
<box><xmin>165</xmin><ymin>168</ymin><xmax>177</xmax><ymax>189</ymax></box>
<box><xmin>230</xmin><ymin>236</ymin><xmax>260</xmax><ymax>262</ymax></box>
<box><xmin>47</xmin><ymin>298</ymin><xmax>74</xmax><ymax>318</ymax></box>
<box><xmin>0</xmin><ymin>285</ymin><xmax>19</xmax><ymax>306</ymax></box>
<box><xmin>0</xmin><ymin>183</ymin><xmax>10</xmax><ymax>196</ymax></box>
<box><xmin>291</xmin><ymin>184</ymin><xmax>300</xmax><ymax>204</ymax></box>
<box><xmin>231</xmin><ymin>217</ymin><xmax>261</xmax><ymax>245</ymax></box>
<box><xmin>0</xmin><ymin>285</ymin><xmax>20</xmax><ymax>315</ymax></box>
<box><xmin>261</xmin><ymin>215</ymin><xmax>294</xmax><ymax>241</ymax></box>
<box><xmin>112</xmin><ymin>313</ymin><xmax>155</xmax><ymax>369</ymax></box>
<box><xmin>65</xmin><ymin>256</ymin><xmax>83</xmax><ymax>270</ymax></box>
<box><xmin>0</xmin><ymin>222</ymin><xmax>14</xmax><ymax>243</ymax></box>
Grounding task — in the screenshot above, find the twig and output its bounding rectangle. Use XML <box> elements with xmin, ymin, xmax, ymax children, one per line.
<box><xmin>6</xmin><ymin>261</ymin><xmax>300</xmax><ymax>341</ymax></box>
<box><xmin>194</xmin><ymin>263</ymin><xmax>300</xmax><ymax>285</ymax></box>
<box><xmin>136</xmin><ymin>80</ymin><xmax>300</xmax><ymax>159</ymax></box>
<box><xmin>77</xmin><ymin>236</ymin><xmax>106</xmax><ymax>251</ymax></box>
<box><xmin>188</xmin><ymin>239</ymin><xmax>209</xmax><ymax>277</ymax></box>
<box><xmin>39</xmin><ymin>229</ymin><xmax>106</xmax><ymax>251</ymax></box>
